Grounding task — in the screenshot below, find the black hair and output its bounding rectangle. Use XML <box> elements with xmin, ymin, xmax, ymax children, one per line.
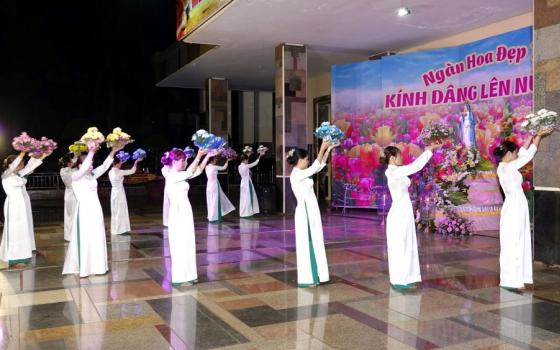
<box><xmin>492</xmin><ymin>141</ymin><xmax>518</xmax><ymax>163</ymax></box>
<box><xmin>286</xmin><ymin>148</ymin><xmax>308</xmax><ymax>166</ymax></box>
<box><xmin>113</xmin><ymin>158</ymin><xmax>122</xmax><ymax>166</ymax></box>
<box><xmin>3</xmin><ymin>154</ymin><xmax>19</xmax><ymax>170</ymax></box>
<box><xmin>59</xmin><ymin>153</ymin><xmax>75</xmax><ymax>168</ymax></box>
<box><xmin>380</xmin><ymin>146</ymin><xmax>401</xmax><ymax>165</ymax></box>
<box><xmin>239</xmin><ymin>153</ymin><xmax>250</xmax><ymax>162</ymax></box>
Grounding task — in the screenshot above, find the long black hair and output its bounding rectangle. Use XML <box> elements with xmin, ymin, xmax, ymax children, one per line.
<box><xmin>59</xmin><ymin>153</ymin><xmax>75</xmax><ymax>168</ymax></box>
<box><xmin>380</xmin><ymin>146</ymin><xmax>401</xmax><ymax>165</ymax></box>
<box><xmin>492</xmin><ymin>141</ymin><xmax>518</xmax><ymax>163</ymax></box>
<box><xmin>286</xmin><ymin>148</ymin><xmax>308</xmax><ymax>166</ymax></box>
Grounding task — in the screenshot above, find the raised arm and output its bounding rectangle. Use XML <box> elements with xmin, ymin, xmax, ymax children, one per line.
<box><xmin>92</xmin><ymin>143</ymin><xmax>121</xmax><ymax>179</ymax></box>
<box><xmin>93</xmin><ymin>154</ymin><xmax>115</xmax><ymax>179</ymax></box>
<box><xmin>321</xmin><ymin>143</ymin><xmax>340</xmax><ymax>164</ymax></box>
<box><xmin>509</xmin><ymin>131</ymin><xmax>548</xmax><ymax>170</ymax></box>
<box><xmin>18</xmin><ymin>157</ymin><xmax>43</xmax><ymax>177</ymax></box>
<box><xmin>215</xmin><ymin>159</ymin><xmax>229</xmax><ymax>171</ymax></box>
<box><xmin>189</xmin><ymin>149</ymin><xmax>211</xmax><ymax>179</ymax></box>
<box><xmin>291</xmin><ymin>160</ymin><xmax>326</xmax><ymax>182</ymax></box>
<box><xmin>392</xmin><ymin>150</ymin><xmax>433</xmax><ymax>177</ymax></box>
<box><xmin>247</xmin><ymin>158</ymin><xmax>260</xmax><ymax>168</ymax></box>
<box><xmin>121</xmin><ymin>160</ymin><xmax>139</xmax><ymax>177</ymax></box>
<box><xmin>72</xmin><ymin>151</ymin><xmax>95</xmax><ymax>181</ymax></box>
<box><xmin>507</xmin><ymin>144</ymin><xmax>537</xmax><ymax>170</ymax></box>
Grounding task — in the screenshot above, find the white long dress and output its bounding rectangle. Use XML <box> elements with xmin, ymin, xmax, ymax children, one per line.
<box><xmin>62</xmin><ymin>153</ymin><xmax>113</xmax><ymax>277</ymax></box>
<box><xmin>60</xmin><ymin>167</ymin><xmax>77</xmax><ymax>241</ymax></box>
<box><xmin>497</xmin><ymin>145</ymin><xmax>536</xmax><ymax>288</ymax></box>
<box><xmin>109</xmin><ymin>165</ymin><xmax>137</xmax><ymax>235</ymax></box>
<box><xmin>162</xmin><ymin>165</ymin><xmax>170</xmax><ymax>226</ymax></box>
<box><xmin>238</xmin><ymin>159</ymin><xmax>260</xmax><ymax>218</ymax></box>
<box><xmin>385</xmin><ymin>150</ymin><xmax>432</xmax><ymax>286</ymax></box>
<box><xmin>0</xmin><ymin>157</ymin><xmax>42</xmax><ymax>264</ymax></box>
<box><xmin>205</xmin><ymin>163</ymin><xmax>235</xmax><ymax>222</ymax></box>
<box><xmin>167</xmin><ymin>165</ymin><xmax>203</xmax><ymax>284</ymax></box>
<box><xmin>290</xmin><ymin>158</ymin><xmax>329</xmax><ymax>286</ymax></box>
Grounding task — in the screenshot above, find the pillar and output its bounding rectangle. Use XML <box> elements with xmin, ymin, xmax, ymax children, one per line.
<box><xmin>206</xmin><ymin>78</ymin><xmax>229</xmax><ymax>139</ymax></box>
<box><xmin>275</xmin><ymin>44</ymin><xmax>308</xmax><ymax>213</ymax></box>
<box><xmin>533</xmin><ymin>0</ymin><xmax>560</xmax><ymax>264</ymax></box>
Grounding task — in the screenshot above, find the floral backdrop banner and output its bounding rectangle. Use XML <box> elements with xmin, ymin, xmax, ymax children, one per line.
<box><xmin>331</xmin><ymin>27</ymin><xmax>533</xmax><ymax>213</ymax></box>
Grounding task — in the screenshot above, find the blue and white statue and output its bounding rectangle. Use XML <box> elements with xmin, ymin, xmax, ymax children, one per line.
<box><xmin>461</xmin><ymin>102</ymin><xmax>476</xmax><ymax>149</ymax></box>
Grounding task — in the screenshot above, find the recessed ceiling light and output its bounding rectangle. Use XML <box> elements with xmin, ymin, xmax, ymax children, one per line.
<box><xmin>397</xmin><ymin>7</ymin><xmax>411</xmax><ymax>17</ymax></box>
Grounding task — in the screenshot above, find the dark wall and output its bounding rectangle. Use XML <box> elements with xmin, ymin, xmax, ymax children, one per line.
<box><xmin>0</xmin><ymin>0</ymin><xmax>202</xmax><ymax>173</ymax></box>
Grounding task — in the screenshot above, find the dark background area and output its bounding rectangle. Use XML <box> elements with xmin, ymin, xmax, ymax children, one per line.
<box><xmin>0</xmin><ymin>0</ymin><xmax>202</xmax><ymax>172</ymax></box>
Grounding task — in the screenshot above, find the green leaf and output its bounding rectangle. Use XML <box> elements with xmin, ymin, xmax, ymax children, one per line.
<box><xmin>475</xmin><ymin>158</ymin><xmax>495</xmax><ymax>171</ymax></box>
<box><xmin>449</xmin><ymin>191</ymin><xmax>469</xmax><ymax>205</ymax></box>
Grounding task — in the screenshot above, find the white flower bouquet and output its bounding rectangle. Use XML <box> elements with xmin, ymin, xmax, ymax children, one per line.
<box><xmin>521</xmin><ymin>109</ymin><xmax>559</xmax><ymax>134</ymax></box>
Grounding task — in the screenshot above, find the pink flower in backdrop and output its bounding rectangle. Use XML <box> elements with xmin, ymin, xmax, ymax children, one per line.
<box><xmin>372</xmin><ymin>125</ymin><xmax>395</xmax><ymax>147</ymax></box>
<box><xmin>359</xmin><ymin>177</ymin><xmax>375</xmax><ymax>191</ymax></box>
<box><xmin>395</xmin><ymin>142</ymin><xmax>422</xmax><ymax>164</ymax></box>
<box><xmin>332</xmin><ymin>153</ymin><xmax>349</xmax><ymax>169</ymax></box>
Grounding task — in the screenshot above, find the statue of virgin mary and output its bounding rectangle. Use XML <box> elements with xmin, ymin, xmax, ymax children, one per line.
<box><xmin>461</xmin><ymin>102</ymin><xmax>476</xmax><ymax>149</ymax></box>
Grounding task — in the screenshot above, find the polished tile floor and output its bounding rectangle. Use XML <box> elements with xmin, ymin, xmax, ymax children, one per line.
<box><xmin>1</xmin><ymin>210</ymin><xmax>560</xmax><ymax>349</ymax></box>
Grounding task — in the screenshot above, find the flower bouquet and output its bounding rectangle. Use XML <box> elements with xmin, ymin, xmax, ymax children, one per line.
<box><xmin>160</xmin><ymin>151</ymin><xmax>172</xmax><ymax>166</ymax></box>
<box><xmin>29</xmin><ymin>137</ymin><xmax>58</xmax><ymax>158</ymax></box>
<box><xmin>80</xmin><ymin>127</ymin><xmax>105</xmax><ymax>146</ymax></box>
<box><xmin>12</xmin><ymin>132</ymin><xmax>36</xmax><ymax>152</ymax></box>
<box><xmin>435</xmin><ymin>210</ymin><xmax>473</xmax><ymax>237</ymax></box>
<box><xmin>520</xmin><ymin>109</ymin><xmax>559</xmax><ymax>134</ymax></box>
<box><xmin>132</xmin><ymin>148</ymin><xmax>146</xmax><ymax>160</ymax></box>
<box><xmin>106</xmin><ymin>127</ymin><xmax>134</xmax><ymax>148</ymax></box>
<box><xmin>116</xmin><ymin>151</ymin><xmax>131</xmax><ymax>163</ymax></box>
<box><xmin>257</xmin><ymin>145</ymin><xmax>268</xmax><ymax>155</ymax></box>
<box><xmin>242</xmin><ymin>146</ymin><xmax>253</xmax><ymax>155</ymax></box>
<box><xmin>183</xmin><ymin>146</ymin><xmax>195</xmax><ymax>159</ymax></box>
<box><xmin>419</xmin><ymin>121</ymin><xmax>452</xmax><ymax>144</ymax></box>
<box><xmin>68</xmin><ymin>142</ymin><xmax>88</xmax><ymax>153</ymax></box>
<box><xmin>191</xmin><ymin>129</ymin><xmax>227</xmax><ymax>149</ymax></box>
<box><xmin>220</xmin><ymin>146</ymin><xmax>238</xmax><ymax>160</ymax></box>
<box><xmin>314</xmin><ymin>122</ymin><xmax>345</xmax><ymax>143</ymax></box>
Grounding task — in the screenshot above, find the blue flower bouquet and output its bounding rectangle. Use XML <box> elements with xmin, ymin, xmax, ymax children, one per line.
<box><xmin>116</xmin><ymin>151</ymin><xmax>130</xmax><ymax>163</ymax></box>
<box><xmin>314</xmin><ymin>122</ymin><xmax>345</xmax><ymax>143</ymax></box>
<box><xmin>132</xmin><ymin>148</ymin><xmax>147</xmax><ymax>160</ymax></box>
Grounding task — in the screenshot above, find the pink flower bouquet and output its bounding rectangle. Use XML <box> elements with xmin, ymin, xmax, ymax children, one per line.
<box><xmin>12</xmin><ymin>132</ymin><xmax>36</xmax><ymax>152</ymax></box>
<box><xmin>220</xmin><ymin>147</ymin><xmax>238</xmax><ymax>160</ymax></box>
<box><xmin>29</xmin><ymin>137</ymin><xmax>58</xmax><ymax>158</ymax></box>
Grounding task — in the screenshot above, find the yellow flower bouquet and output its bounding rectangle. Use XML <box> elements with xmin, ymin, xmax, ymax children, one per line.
<box><xmin>80</xmin><ymin>127</ymin><xmax>105</xmax><ymax>146</ymax></box>
<box><xmin>68</xmin><ymin>141</ymin><xmax>88</xmax><ymax>153</ymax></box>
<box><xmin>106</xmin><ymin>127</ymin><xmax>134</xmax><ymax>148</ymax></box>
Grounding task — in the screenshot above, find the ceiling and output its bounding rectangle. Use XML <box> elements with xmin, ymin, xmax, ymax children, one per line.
<box><xmin>157</xmin><ymin>0</ymin><xmax>532</xmax><ymax>91</ymax></box>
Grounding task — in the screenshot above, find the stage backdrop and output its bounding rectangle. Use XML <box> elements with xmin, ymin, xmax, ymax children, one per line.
<box><xmin>332</xmin><ymin>27</ymin><xmax>533</xmax><ymax>209</ymax></box>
